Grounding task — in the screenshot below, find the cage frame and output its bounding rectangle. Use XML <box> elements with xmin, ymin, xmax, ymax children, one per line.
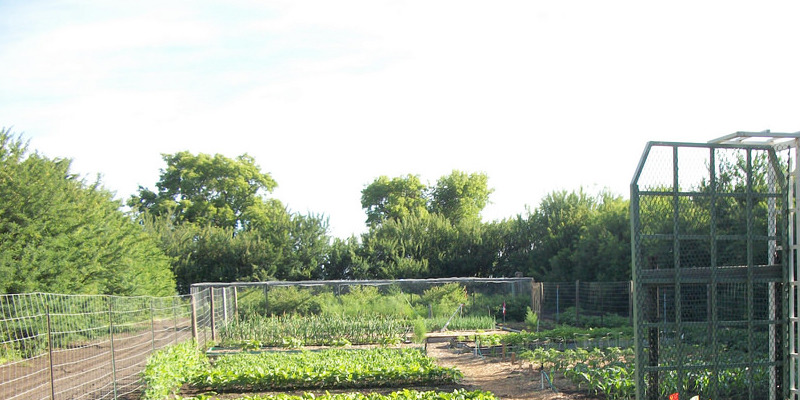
<box><xmin>631</xmin><ymin>133</ymin><xmax>800</xmax><ymax>400</ymax></box>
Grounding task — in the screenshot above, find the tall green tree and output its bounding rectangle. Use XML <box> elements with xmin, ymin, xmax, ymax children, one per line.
<box><xmin>571</xmin><ymin>193</ymin><xmax>631</xmax><ymax>281</ymax></box>
<box><xmin>128</xmin><ymin>151</ymin><xmax>278</xmax><ymax>230</ymax></box>
<box><xmin>360</xmin><ymin>174</ymin><xmax>428</xmax><ymax>228</ymax></box>
<box><xmin>323</xmin><ymin>236</ymin><xmax>371</xmax><ymax>280</ymax></box>
<box><xmin>133</xmin><ymin>150</ymin><xmax>331</xmax><ymax>290</ymax></box>
<box><xmin>0</xmin><ymin>129</ymin><xmax>175</xmax><ymax>295</ymax></box>
<box><xmin>429</xmin><ymin>170</ymin><xmax>493</xmax><ymax>224</ymax></box>
<box><xmin>527</xmin><ymin>189</ymin><xmax>598</xmax><ymax>281</ymax></box>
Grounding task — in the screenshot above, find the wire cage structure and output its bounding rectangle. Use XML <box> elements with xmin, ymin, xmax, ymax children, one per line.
<box><xmin>189</xmin><ymin>277</ymin><xmax>536</xmax><ymax>344</ymax></box>
<box><xmin>630</xmin><ymin>131</ymin><xmax>800</xmax><ymax>400</ymax></box>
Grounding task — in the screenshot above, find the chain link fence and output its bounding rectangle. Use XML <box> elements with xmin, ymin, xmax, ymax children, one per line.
<box><xmin>631</xmin><ymin>141</ymin><xmax>790</xmax><ymax>400</ymax></box>
<box><xmin>0</xmin><ymin>292</ymin><xmax>192</xmax><ymax>400</ymax></box>
<box><xmin>532</xmin><ymin>281</ymin><xmax>632</xmax><ymax>327</ymax></box>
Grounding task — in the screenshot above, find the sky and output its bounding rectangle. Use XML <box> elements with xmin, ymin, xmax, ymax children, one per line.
<box><xmin>2</xmin><ymin>1</ymin><xmax>800</xmax><ymax>239</ymax></box>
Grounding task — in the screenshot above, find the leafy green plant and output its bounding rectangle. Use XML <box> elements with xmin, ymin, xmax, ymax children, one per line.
<box><xmin>141</xmin><ymin>340</ymin><xmax>209</xmax><ymax>400</ymax></box>
<box><xmin>412</xmin><ymin>318</ymin><xmax>427</xmax><ymax>343</ymax></box>
<box><xmin>192</xmin><ymin>348</ymin><xmax>462</xmax><ymax>392</ymax></box>
<box><xmin>424</xmin><ymin>315</ymin><xmax>495</xmax><ymax>331</ymax></box>
<box><xmin>524</xmin><ymin>307</ymin><xmax>539</xmax><ymax>331</ymax></box>
<box><xmin>180</xmin><ymin>388</ymin><xmax>497</xmax><ymax>400</ymax></box>
<box><xmin>219</xmin><ymin>314</ymin><xmax>406</xmax><ymax>347</ymax></box>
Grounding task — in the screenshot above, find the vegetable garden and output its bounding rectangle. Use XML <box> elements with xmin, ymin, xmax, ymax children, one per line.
<box><xmin>140</xmin><ymin>278</ymin><xmax>651</xmax><ymax>400</ymax></box>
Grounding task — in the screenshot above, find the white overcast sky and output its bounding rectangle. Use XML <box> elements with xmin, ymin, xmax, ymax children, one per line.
<box><xmin>2</xmin><ymin>1</ymin><xmax>799</xmax><ymax>238</ymax></box>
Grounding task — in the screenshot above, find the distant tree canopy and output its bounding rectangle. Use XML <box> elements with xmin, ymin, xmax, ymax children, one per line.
<box><xmin>128</xmin><ymin>151</ymin><xmax>278</xmax><ymax>230</ymax></box>
<box><xmin>360</xmin><ymin>174</ymin><xmax>428</xmax><ymax>228</ymax></box>
<box><xmin>131</xmin><ymin>151</ymin><xmax>330</xmax><ymax>293</ymax></box>
<box><xmin>0</xmin><ymin>127</ymin><xmax>649</xmax><ymax>297</ymax></box>
<box><xmin>331</xmin><ymin>186</ymin><xmax>631</xmax><ymax>282</ymax></box>
<box><xmin>0</xmin><ymin>129</ymin><xmax>175</xmax><ymax>296</ymax></box>
<box><xmin>360</xmin><ymin>170</ymin><xmax>493</xmax><ymax>228</ymax></box>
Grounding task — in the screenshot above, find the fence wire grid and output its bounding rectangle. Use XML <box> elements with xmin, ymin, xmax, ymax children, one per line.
<box><xmin>0</xmin><ymin>292</ymin><xmax>193</xmax><ymax>400</ymax></box>
<box><xmin>632</xmin><ymin>142</ymin><xmax>791</xmax><ymax>400</ymax></box>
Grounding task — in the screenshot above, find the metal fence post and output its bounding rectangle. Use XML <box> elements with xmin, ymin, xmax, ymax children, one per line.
<box><xmin>108</xmin><ymin>297</ymin><xmax>118</xmax><ymax>399</ymax></box>
<box><xmin>628</xmin><ymin>281</ymin><xmax>633</xmax><ymax>325</ymax></box>
<box><xmin>45</xmin><ymin>303</ymin><xmax>55</xmax><ymax>400</ymax></box>
<box><xmin>222</xmin><ymin>287</ymin><xmax>228</xmax><ymax>325</ymax></box>
<box><xmin>210</xmin><ymin>288</ymin><xmax>216</xmax><ymax>342</ymax></box>
<box><xmin>190</xmin><ymin>291</ymin><xmax>198</xmax><ymax>342</ymax></box>
<box><xmin>233</xmin><ymin>286</ymin><xmax>239</xmax><ymax>319</ymax></box>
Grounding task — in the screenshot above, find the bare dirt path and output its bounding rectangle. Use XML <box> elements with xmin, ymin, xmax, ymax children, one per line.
<box><xmin>425</xmin><ymin>339</ymin><xmax>601</xmax><ymax>400</ymax></box>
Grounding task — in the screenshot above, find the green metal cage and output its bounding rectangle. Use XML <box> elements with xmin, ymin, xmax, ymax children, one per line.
<box><xmin>631</xmin><ymin>136</ymin><xmax>796</xmax><ymax>400</ymax></box>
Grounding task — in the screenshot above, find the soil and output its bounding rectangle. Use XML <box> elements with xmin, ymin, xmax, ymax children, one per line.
<box><xmin>424</xmin><ymin>338</ymin><xmax>601</xmax><ymax>400</ymax></box>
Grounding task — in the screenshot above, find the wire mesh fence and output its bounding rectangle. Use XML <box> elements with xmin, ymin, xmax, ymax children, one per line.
<box><xmin>533</xmin><ymin>281</ymin><xmax>632</xmax><ymax>327</ymax></box>
<box><xmin>0</xmin><ymin>292</ymin><xmax>192</xmax><ymax>400</ymax></box>
<box><xmin>189</xmin><ymin>278</ymin><xmax>636</xmax><ymax>345</ymax></box>
<box><xmin>190</xmin><ymin>278</ymin><xmax>538</xmax><ymax>343</ymax></box>
<box><xmin>631</xmin><ymin>141</ymin><xmax>790</xmax><ymax>400</ymax></box>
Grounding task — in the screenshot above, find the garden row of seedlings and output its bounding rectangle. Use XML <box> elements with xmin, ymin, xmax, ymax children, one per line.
<box><xmin>454</xmin><ymin>327</ymin><xmax>771</xmax><ymax>400</ymax></box>
<box><xmin>142</xmin><ymin>314</ymin><xmax>498</xmax><ymax>400</ymax></box>
<box><xmin>449</xmin><ymin>327</ymin><xmax>636</xmax><ymax>399</ymax></box>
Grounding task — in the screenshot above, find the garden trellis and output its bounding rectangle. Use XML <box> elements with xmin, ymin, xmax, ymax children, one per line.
<box><xmin>630</xmin><ymin>131</ymin><xmax>800</xmax><ymax>400</ymax></box>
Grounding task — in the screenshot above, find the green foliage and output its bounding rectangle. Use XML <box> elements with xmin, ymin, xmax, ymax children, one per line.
<box><xmin>424</xmin><ymin>315</ymin><xmax>495</xmax><ymax>331</ymax></box>
<box><xmin>421</xmin><ymin>283</ymin><xmax>466</xmax><ymax>317</ymax></box>
<box><xmin>500</xmin><ymin>325</ymin><xmax>633</xmax><ymax>347</ymax></box>
<box><xmin>468</xmin><ymin>294</ymin><xmax>528</xmax><ymax>322</ymax></box>
<box><xmin>129</xmin><ymin>151</ymin><xmax>277</xmax><ymax>230</ymax></box>
<box><xmin>180</xmin><ymin>388</ymin><xmax>497</xmax><ymax>400</ymax></box>
<box><xmin>320</xmin><ymin>286</ymin><xmax>416</xmax><ymax>318</ymax></box>
<box><xmin>412</xmin><ymin>318</ymin><xmax>427</xmax><ymax>343</ymax></box>
<box><xmin>218</xmin><ymin>314</ymin><xmax>407</xmax><ymax>347</ymax></box>
<box><xmin>428</xmin><ymin>170</ymin><xmax>492</xmax><ymax>224</ymax></box>
<box><xmin>141</xmin><ymin>340</ymin><xmax>209</xmax><ymax>400</ymax></box>
<box><xmin>0</xmin><ymin>129</ymin><xmax>175</xmax><ymax>296</ymax></box>
<box><xmin>361</xmin><ymin>174</ymin><xmax>429</xmax><ymax>228</ymax></box>
<box><xmin>524</xmin><ymin>307</ymin><xmax>539</xmax><ymax>331</ymax></box>
<box><xmin>134</xmin><ymin>151</ymin><xmax>331</xmax><ymax>291</ymax></box>
<box><xmin>193</xmin><ymin>348</ymin><xmax>462</xmax><ymax>391</ymax></box>
<box><xmin>142</xmin><ymin>212</ymin><xmax>331</xmax><ymax>293</ymax></box>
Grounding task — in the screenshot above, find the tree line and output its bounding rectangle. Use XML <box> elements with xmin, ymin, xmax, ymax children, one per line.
<box><xmin>0</xmin><ymin>128</ymin><xmax>632</xmax><ymax>295</ymax></box>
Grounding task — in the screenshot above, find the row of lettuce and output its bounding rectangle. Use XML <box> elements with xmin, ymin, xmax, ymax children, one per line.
<box><xmin>141</xmin><ymin>341</ymin><xmax>475</xmax><ymax>400</ymax></box>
